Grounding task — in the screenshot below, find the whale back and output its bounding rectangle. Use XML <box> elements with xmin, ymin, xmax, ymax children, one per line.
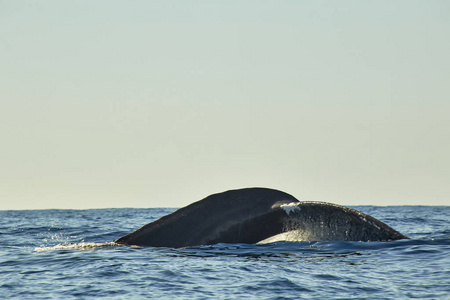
<box><xmin>115</xmin><ymin>188</ymin><xmax>408</xmax><ymax>247</ymax></box>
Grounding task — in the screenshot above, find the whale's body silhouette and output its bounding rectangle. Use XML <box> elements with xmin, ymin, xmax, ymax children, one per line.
<box><xmin>115</xmin><ymin>188</ymin><xmax>407</xmax><ymax>247</ymax></box>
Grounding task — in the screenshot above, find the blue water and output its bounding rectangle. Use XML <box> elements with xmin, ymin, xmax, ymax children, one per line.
<box><xmin>1</xmin><ymin>206</ymin><xmax>449</xmax><ymax>299</ymax></box>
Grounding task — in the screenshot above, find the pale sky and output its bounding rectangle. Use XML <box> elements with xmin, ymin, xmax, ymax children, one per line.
<box><xmin>1</xmin><ymin>1</ymin><xmax>449</xmax><ymax>210</ymax></box>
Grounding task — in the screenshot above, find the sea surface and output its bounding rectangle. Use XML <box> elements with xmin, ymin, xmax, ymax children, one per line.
<box><xmin>1</xmin><ymin>206</ymin><xmax>449</xmax><ymax>299</ymax></box>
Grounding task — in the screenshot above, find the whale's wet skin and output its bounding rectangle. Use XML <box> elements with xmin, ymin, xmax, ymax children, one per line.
<box><xmin>115</xmin><ymin>188</ymin><xmax>407</xmax><ymax>247</ymax></box>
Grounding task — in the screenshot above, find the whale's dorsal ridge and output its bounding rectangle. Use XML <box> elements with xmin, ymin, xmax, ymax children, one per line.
<box><xmin>115</xmin><ymin>187</ymin><xmax>407</xmax><ymax>247</ymax></box>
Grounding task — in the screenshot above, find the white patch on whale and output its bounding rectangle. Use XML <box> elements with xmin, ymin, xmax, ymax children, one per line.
<box><xmin>257</xmin><ymin>230</ymin><xmax>309</xmax><ymax>244</ymax></box>
<box><xmin>280</xmin><ymin>202</ymin><xmax>301</xmax><ymax>215</ymax></box>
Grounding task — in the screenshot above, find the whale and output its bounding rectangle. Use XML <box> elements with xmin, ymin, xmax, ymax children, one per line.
<box><xmin>115</xmin><ymin>187</ymin><xmax>408</xmax><ymax>247</ymax></box>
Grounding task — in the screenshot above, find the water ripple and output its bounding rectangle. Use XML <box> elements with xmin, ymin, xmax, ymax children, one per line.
<box><xmin>0</xmin><ymin>207</ymin><xmax>449</xmax><ymax>299</ymax></box>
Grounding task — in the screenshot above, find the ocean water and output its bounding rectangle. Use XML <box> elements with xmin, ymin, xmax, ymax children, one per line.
<box><xmin>1</xmin><ymin>206</ymin><xmax>449</xmax><ymax>299</ymax></box>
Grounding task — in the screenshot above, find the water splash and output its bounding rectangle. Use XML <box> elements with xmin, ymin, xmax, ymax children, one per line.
<box><xmin>34</xmin><ymin>242</ymin><xmax>120</xmax><ymax>252</ymax></box>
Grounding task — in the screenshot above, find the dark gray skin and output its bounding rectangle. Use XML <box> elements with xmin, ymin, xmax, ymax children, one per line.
<box><xmin>115</xmin><ymin>187</ymin><xmax>407</xmax><ymax>248</ymax></box>
<box><xmin>267</xmin><ymin>201</ymin><xmax>407</xmax><ymax>243</ymax></box>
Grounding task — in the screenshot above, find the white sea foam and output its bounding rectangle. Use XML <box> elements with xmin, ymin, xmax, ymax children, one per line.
<box><xmin>34</xmin><ymin>242</ymin><xmax>120</xmax><ymax>252</ymax></box>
